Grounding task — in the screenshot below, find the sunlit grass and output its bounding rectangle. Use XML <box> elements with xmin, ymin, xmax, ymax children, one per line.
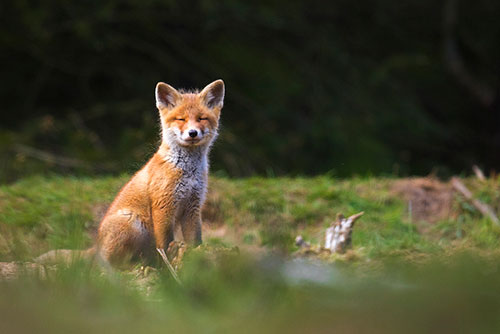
<box><xmin>2</xmin><ymin>175</ymin><xmax>500</xmax><ymax>260</ymax></box>
<box><xmin>1</xmin><ymin>175</ymin><xmax>500</xmax><ymax>332</ymax></box>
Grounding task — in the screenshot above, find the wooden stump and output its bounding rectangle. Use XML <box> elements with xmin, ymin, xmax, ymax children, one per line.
<box><xmin>324</xmin><ymin>212</ymin><xmax>364</xmax><ymax>254</ymax></box>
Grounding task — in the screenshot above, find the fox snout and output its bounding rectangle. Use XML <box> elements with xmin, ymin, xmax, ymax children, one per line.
<box><xmin>181</xmin><ymin>124</ymin><xmax>205</xmax><ymax>141</ymax></box>
<box><xmin>175</xmin><ymin>122</ymin><xmax>210</xmax><ymax>145</ymax></box>
<box><xmin>181</xmin><ymin>124</ymin><xmax>206</xmax><ymax>143</ymax></box>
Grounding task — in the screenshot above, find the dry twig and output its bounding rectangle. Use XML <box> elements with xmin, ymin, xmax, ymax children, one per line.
<box><xmin>13</xmin><ymin>144</ymin><xmax>114</xmax><ymax>172</ymax></box>
<box><xmin>443</xmin><ymin>0</ymin><xmax>495</xmax><ymax>107</ymax></box>
<box><xmin>157</xmin><ymin>248</ymin><xmax>182</xmax><ymax>285</ymax></box>
<box><xmin>451</xmin><ymin>177</ymin><xmax>499</xmax><ymax>226</ymax></box>
<box><xmin>472</xmin><ymin>165</ymin><xmax>486</xmax><ymax>181</ymax></box>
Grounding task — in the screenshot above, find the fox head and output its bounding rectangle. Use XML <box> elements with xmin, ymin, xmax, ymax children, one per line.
<box><xmin>155</xmin><ymin>80</ymin><xmax>225</xmax><ymax>148</ymax></box>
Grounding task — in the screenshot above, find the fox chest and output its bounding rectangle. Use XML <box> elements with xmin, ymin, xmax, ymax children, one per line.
<box><xmin>160</xmin><ymin>147</ymin><xmax>209</xmax><ymax>209</ymax></box>
<box><xmin>173</xmin><ymin>171</ymin><xmax>206</xmax><ymax>204</ymax></box>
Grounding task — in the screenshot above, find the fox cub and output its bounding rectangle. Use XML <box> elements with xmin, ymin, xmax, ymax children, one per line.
<box><xmin>96</xmin><ymin>80</ymin><xmax>225</xmax><ymax>265</ymax></box>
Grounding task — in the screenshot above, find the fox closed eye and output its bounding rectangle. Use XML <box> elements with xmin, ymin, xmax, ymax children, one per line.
<box><xmin>175</xmin><ymin>118</ymin><xmax>185</xmax><ymax>121</ymax></box>
<box><xmin>199</xmin><ymin>117</ymin><xmax>208</xmax><ymax>121</ymax></box>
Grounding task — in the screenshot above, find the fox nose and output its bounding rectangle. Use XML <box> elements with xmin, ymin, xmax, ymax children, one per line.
<box><xmin>188</xmin><ymin>129</ymin><xmax>198</xmax><ymax>138</ymax></box>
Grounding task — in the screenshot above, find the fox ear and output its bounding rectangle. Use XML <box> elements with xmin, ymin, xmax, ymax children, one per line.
<box><xmin>199</xmin><ymin>79</ymin><xmax>225</xmax><ymax>109</ymax></box>
<box><xmin>155</xmin><ymin>82</ymin><xmax>181</xmax><ymax>109</ymax></box>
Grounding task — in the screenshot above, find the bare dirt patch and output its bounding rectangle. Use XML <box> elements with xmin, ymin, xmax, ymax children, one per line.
<box><xmin>392</xmin><ymin>177</ymin><xmax>454</xmax><ymax>224</ymax></box>
<box><xmin>202</xmin><ymin>190</ymin><xmax>225</xmax><ymax>227</ymax></box>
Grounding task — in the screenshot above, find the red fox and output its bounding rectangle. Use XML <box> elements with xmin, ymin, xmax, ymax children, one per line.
<box><xmin>37</xmin><ymin>80</ymin><xmax>225</xmax><ymax>267</ymax></box>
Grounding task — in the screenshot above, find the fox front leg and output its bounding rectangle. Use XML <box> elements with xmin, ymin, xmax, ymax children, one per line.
<box><xmin>152</xmin><ymin>208</ymin><xmax>182</xmax><ymax>284</ymax></box>
<box><xmin>152</xmin><ymin>208</ymin><xmax>175</xmax><ymax>252</ymax></box>
<box><xmin>179</xmin><ymin>198</ymin><xmax>202</xmax><ymax>246</ymax></box>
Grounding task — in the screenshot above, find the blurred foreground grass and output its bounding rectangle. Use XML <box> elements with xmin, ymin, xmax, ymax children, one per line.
<box><xmin>1</xmin><ymin>175</ymin><xmax>500</xmax><ymax>333</ymax></box>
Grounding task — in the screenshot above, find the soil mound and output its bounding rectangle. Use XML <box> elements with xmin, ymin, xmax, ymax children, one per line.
<box><xmin>392</xmin><ymin>178</ymin><xmax>453</xmax><ymax>223</ymax></box>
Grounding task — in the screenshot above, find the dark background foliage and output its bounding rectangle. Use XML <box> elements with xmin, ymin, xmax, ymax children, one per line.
<box><xmin>1</xmin><ymin>0</ymin><xmax>499</xmax><ymax>181</ymax></box>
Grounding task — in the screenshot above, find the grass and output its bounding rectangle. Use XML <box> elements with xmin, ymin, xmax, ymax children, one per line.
<box><xmin>1</xmin><ymin>174</ymin><xmax>500</xmax><ymax>333</ymax></box>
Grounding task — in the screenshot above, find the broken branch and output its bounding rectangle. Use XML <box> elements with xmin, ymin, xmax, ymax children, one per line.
<box><xmin>13</xmin><ymin>144</ymin><xmax>114</xmax><ymax>172</ymax></box>
<box><xmin>451</xmin><ymin>177</ymin><xmax>499</xmax><ymax>226</ymax></box>
<box><xmin>443</xmin><ymin>0</ymin><xmax>495</xmax><ymax>107</ymax></box>
<box><xmin>472</xmin><ymin>165</ymin><xmax>486</xmax><ymax>181</ymax></box>
<box><xmin>325</xmin><ymin>212</ymin><xmax>364</xmax><ymax>253</ymax></box>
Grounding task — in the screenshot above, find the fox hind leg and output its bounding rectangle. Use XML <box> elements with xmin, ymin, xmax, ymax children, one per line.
<box><xmin>98</xmin><ymin>213</ymin><xmax>154</xmax><ymax>266</ymax></box>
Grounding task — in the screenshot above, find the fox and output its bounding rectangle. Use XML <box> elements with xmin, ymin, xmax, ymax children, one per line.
<box><xmin>36</xmin><ymin>80</ymin><xmax>225</xmax><ymax>267</ymax></box>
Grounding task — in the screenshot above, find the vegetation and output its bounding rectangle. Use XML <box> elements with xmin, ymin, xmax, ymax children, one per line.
<box><xmin>2</xmin><ymin>1</ymin><xmax>499</xmax><ymax>331</ymax></box>
<box><xmin>1</xmin><ymin>175</ymin><xmax>500</xmax><ymax>332</ymax></box>
<box><xmin>2</xmin><ymin>1</ymin><xmax>500</xmax><ymax>181</ymax></box>
<box><xmin>2</xmin><ymin>175</ymin><xmax>500</xmax><ymax>261</ymax></box>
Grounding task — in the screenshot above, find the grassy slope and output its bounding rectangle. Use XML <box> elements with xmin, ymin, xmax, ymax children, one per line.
<box><xmin>1</xmin><ymin>175</ymin><xmax>500</xmax><ymax>333</ymax></box>
<box><xmin>2</xmin><ymin>175</ymin><xmax>499</xmax><ymax>261</ymax></box>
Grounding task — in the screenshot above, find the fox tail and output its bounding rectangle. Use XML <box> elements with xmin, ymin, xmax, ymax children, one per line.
<box><xmin>35</xmin><ymin>247</ymin><xmax>97</xmax><ymax>265</ymax></box>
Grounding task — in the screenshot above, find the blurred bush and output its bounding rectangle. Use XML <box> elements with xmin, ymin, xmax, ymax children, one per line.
<box><xmin>1</xmin><ymin>0</ymin><xmax>499</xmax><ymax>181</ymax></box>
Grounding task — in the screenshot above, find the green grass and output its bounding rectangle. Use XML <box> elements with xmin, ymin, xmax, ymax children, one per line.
<box><xmin>1</xmin><ymin>175</ymin><xmax>500</xmax><ymax>332</ymax></box>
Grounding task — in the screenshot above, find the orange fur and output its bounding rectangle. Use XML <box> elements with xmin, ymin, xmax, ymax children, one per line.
<box><xmin>96</xmin><ymin>80</ymin><xmax>225</xmax><ymax>266</ymax></box>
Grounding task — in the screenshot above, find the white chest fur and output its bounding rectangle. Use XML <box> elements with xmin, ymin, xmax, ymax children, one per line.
<box><xmin>164</xmin><ymin>145</ymin><xmax>208</xmax><ymax>204</ymax></box>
